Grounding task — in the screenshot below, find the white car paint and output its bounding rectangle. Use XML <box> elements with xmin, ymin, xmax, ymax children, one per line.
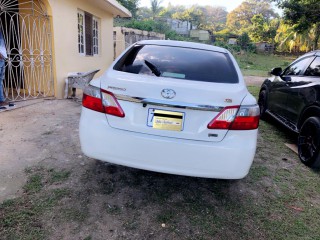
<box><xmin>79</xmin><ymin>40</ymin><xmax>259</xmax><ymax>179</ymax></box>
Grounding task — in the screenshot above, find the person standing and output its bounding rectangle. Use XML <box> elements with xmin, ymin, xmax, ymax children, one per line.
<box><xmin>0</xmin><ymin>28</ymin><xmax>7</xmax><ymax>106</ymax></box>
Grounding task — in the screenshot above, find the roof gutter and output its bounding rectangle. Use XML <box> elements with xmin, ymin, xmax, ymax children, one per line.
<box><xmin>94</xmin><ymin>0</ymin><xmax>132</xmax><ymax>18</ymax></box>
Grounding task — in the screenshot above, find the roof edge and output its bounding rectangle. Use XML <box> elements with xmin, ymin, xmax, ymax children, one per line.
<box><xmin>103</xmin><ymin>0</ymin><xmax>132</xmax><ymax>18</ymax></box>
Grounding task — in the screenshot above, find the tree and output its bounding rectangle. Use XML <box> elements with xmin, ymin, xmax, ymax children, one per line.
<box><xmin>249</xmin><ymin>14</ymin><xmax>279</xmax><ymax>42</ymax></box>
<box><xmin>116</xmin><ymin>0</ymin><xmax>140</xmax><ymax>18</ymax></box>
<box><xmin>136</xmin><ymin>7</ymin><xmax>153</xmax><ymax>19</ymax></box>
<box><xmin>172</xmin><ymin>6</ymin><xmax>204</xmax><ymax>29</ymax></box>
<box><xmin>275</xmin><ymin>0</ymin><xmax>320</xmax><ymax>49</ymax></box>
<box><xmin>198</xmin><ymin>6</ymin><xmax>228</xmax><ymax>32</ymax></box>
<box><xmin>238</xmin><ymin>32</ymin><xmax>251</xmax><ymax>49</ymax></box>
<box><xmin>275</xmin><ymin>21</ymin><xmax>314</xmax><ymax>52</ymax></box>
<box><xmin>227</xmin><ymin>0</ymin><xmax>278</xmax><ymax>33</ymax></box>
<box><xmin>158</xmin><ymin>4</ymin><xmax>186</xmax><ymax>18</ymax></box>
<box><xmin>150</xmin><ymin>0</ymin><xmax>163</xmax><ymax>19</ymax></box>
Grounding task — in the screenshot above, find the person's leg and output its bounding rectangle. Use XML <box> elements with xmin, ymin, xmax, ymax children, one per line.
<box><xmin>0</xmin><ymin>60</ymin><xmax>5</xmax><ymax>103</ymax></box>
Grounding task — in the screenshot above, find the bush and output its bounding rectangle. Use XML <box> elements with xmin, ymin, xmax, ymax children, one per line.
<box><xmin>213</xmin><ymin>41</ymin><xmax>241</xmax><ymax>54</ymax></box>
<box><xmin>116</xmin><ymin>19</ymin><xmax>191</xmax><ymax>41</ymax></box>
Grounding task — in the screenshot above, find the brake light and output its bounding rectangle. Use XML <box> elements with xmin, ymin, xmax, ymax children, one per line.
<box><xmin>207</xmin><ymin>105</ymin><xmax>259</xmax><ymax>130</ymax></box>
<box><xmin>101</xmin><ymin>89</ymin><xmax>125</xmax><ymax>118</ymax></box>
<box><xmin>82</xmin><ymin>85</ymin><xmax>104</xmax><ymax>113</ymax></box>
<box><xmin>82</xmin><ymin>85</ymin><xmax>125</xmax><ymax>118</ymax></box>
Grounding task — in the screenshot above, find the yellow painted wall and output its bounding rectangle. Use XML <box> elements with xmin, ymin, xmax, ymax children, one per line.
<box><xmin>48</xmin><ymin>0</ymin><xmax>114</xmax><ymax>98</ymax></box>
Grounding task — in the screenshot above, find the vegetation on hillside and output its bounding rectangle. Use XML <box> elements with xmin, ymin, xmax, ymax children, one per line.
<box><xmin>115</xmin><ymin>0</ymin><xmax>320</xmax><ymax>52</ymax></box>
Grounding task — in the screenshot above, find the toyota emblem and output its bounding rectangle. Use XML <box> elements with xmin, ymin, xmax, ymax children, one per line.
<box><xmin>161</xmin><ymin>89</ymin><xmax>176</xmax><ymax>99</ymax></box>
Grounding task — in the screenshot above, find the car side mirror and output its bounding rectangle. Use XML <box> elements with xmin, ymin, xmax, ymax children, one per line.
<box><xmin>270</xmin><ymin>67</ymin><xmax>282</xmax><ymax>76</ymax></box>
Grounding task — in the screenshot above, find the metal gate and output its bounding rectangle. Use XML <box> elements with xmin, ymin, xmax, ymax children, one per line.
<box><xmin>0</xmin><ymin>0</ymin><xmax>54</xmax><ymax>101</ymax></box>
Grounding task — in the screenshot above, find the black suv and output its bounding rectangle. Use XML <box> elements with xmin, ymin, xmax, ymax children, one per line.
<box><xmin>258</xmin><ymin>50</ymin><xmax>320</xmax><ymax>168</ymax></box>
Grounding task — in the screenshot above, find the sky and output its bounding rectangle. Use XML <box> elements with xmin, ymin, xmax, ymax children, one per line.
<box><xmin>139</xmin><ymin>0</ymin><xmax>246</xmax><ymax>12</ymax></box>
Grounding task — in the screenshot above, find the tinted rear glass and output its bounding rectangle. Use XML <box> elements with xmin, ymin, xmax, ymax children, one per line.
<box><xmin>114</xmin><ymin>45</ymin><xmax>239</xmax><ymax>83</ymax></box>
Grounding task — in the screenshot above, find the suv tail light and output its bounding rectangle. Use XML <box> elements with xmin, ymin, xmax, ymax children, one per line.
<box><xmin>208</xmin><ymin>105</ymin><xmax>259</xmax><ymax>130</ymax></box>
<box><xmin>82</xmin><ymin>85</ymin><xmax>125</xmax><ymax>118</ymax></box>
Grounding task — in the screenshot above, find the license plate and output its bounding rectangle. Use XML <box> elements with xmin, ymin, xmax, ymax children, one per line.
<box><xmin>147</xmin><ymin>109</ymin><xmax>184</xmax><ymax>131</ymax></box>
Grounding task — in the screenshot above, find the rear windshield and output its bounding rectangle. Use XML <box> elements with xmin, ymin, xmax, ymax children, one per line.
<box><xmin>113</xmin><ymin>45</ymin><xmax>239</xmax><ymax>84</ymax></box>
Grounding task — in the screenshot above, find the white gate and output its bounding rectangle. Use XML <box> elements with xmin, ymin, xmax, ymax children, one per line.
<box><xmin>0</xmin><ymin>0</ymin><xmax>54</xmax><ymax>101</ymax></box>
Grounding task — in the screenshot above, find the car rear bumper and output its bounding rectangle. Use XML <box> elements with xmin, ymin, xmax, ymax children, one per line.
<box><xmin>79</xmin><ymin>107</ymin><xmax>258</xmax><ymax>179</ymax></box>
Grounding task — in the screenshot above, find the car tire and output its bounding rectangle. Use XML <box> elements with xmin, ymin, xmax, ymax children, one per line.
<box><xmin>258</xmin><ymin>90</ymin><xmax>267</xmax><ymax>119</ymax></box>
<box><xmin>298</xmin><ymin>117</ymin><xmax>320</xmax><ymax>168</ymax></box>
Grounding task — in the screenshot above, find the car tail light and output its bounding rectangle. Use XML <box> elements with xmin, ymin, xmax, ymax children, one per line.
<box><xmin>82</xmin><ymin>85</ymin><xmax>125</xmax><ymax>118</ymax></box>
<box><xmin>82</xmin><ymin>85</ymin><xmax>104</xmax><ymax>113</ymax></box>
<box><xmin>101</xmin><ymin>89</ymin><xmax>125</xmax><ymax>118</ymax></box>
<box><xmin>208</xmin><ymin>105</ymin><xmax>259</xmax><ymax>130</ymax></box>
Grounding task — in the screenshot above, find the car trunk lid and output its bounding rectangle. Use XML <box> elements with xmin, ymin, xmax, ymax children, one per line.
<box><xmin>100</xmin><ymin>71</ymin><xmax>247</xmax><ymax>142</ymax></box>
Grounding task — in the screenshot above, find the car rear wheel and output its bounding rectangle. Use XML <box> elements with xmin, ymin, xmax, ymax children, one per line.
<box><xmin>258</xmin><ymin>90</ymin><xmax>267</xmax><ymax>119</ymax></box>
<box><xmin>298</xmin><ymin>117</ymin><xmax>320</xmax><ymax>168</ymax></box>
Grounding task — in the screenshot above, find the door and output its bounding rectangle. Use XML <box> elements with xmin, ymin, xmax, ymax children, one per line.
<box><xmin>0</xmin><ymin>0</ymin><xmax>54</xmax><ymax>101</ymax></box>
<box><xmin>281</xmin><ymin>56</ymin><xmax>315</xmax><ymax>123</ymax></box>
<box><xmin>268</xmin><ymin>56</ymin><xmax>314</xmax><ymax>120</ymax></box>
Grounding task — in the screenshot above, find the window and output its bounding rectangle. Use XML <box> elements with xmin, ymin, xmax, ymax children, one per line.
<box><xmin>77</xmin><ymin>10</ymin><xmax>99</xmax><ymax>56</ymax></box>
<box><xmin>78</xmin><ymin>11</ymin><xmax>85</xmax><ymax>54</ymax></box>
<box><xmin>114</xmin><ymin>45</ymin><xmax>239</xmax><ymax>84</ymax></box>
<box><xmin>93</xmin><ymin>17</ymin><xmax>99</xmax><ymax>55</ymax></box>
<box><xmin>283</xmin><ymin>57</ymin><xmax>313</xmax><ymax>76</ymax></box>
<box><xmin>305</xmin><ymin>57</ymin><xmax>320</xmax><ymax>77</ymax></box>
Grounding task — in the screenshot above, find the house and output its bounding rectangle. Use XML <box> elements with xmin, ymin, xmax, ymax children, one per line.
<box><xmin>255</xmin><ymin>42</ymin><xmax>275</xmax><ymax>53</ymax></box>
<box><xmin>113</xmin><ymin>27</ymin><xmax>165</xmax><ymax>60</ymax></box>
<box><xmin>166</xmin><ymin>19</ymin><xmax>191</xmax><ymax>35</ymax></box>
<box><xmin>0</xmin><ymin>0</ymin><xmax>131</xmax><ymax>100</ymax></box>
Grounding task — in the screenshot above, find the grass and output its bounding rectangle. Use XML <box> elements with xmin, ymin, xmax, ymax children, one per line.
<box><xmin>0</xmin><ymin>168</ymin><xmax>72</xmax><ymax>239</ymax></box>
<box><xmin>235</xmin><ymin>53</ymin><xmax>296</xmax><ymax>77</ymax></box>
<box><xmin>48</xmin><ymin>169</ymin><xmax>71</xmax><ymax>184</ymax></box>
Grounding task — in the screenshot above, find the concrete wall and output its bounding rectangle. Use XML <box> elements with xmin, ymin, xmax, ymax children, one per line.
<box><xmin>113</xmin><ymin>27</ymin><xmax>165</xmax><ymax>59</ymax></box>
<box><xmin>190</xmin><ymin>30</ymin><xmax>210</xmax><ymax>41</ymax></box>
<box><xmin>255</xmin><ymin>42</ymin><xmax>275</xmax><ymax>53</ymax></box>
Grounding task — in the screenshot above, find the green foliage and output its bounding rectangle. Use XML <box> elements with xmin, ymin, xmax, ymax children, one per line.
<box><xmin>276</xmin><ymin>0</ymin><xmax>320</xmax><ymax>49</ymax></box>
<box><xmin>150</xmin><ymin>0</ymin><xmax>163</xmax><ymax>18</ymax></box>
<box><xmin>24</xmin><ymin>174</ymin><xmax>43</xmax><ymax>193</ymax></box>
<box><xmin>116</xmin><ymin>0</ymin><xmax>139</xmax><ymax>18</ymax></box>
<box><xmin>214</xmin><ymin>32</ymin><xmax>256</xmax><ymax>54</ymax></box>
<box><xmin>172</xmin><ymin>6</ymin><xmax>204</xmax><ymax>29</ymax></box>
<box><xmin>49</xmin><ymin>169</ymin><xmax>71</xmax><ymax>184</ymax></box>
<box><xmin>274</xmin><ymin>21</ymin><xmax>315</xmax><ymax>52</ymax></box>
<box><xmin>0</xmin><ymin>167</ymin><xmax>72</xmax><ymax>240</ymax></box>
<box><xmin>249</xmin><ymin>14</ymin><xmax>279</xmax><ymax>43</ymax></box>
<box><xmin>214</xmin><ymin>41</ymin><xmax>241</xmax><ymax>53</ymax></box>
<box><xmin>123</xmin><ymin>19</ymin><xmax>169</xmax><ymax>32</ymax></box>
<box><xmin>196</xmin><ymin>6</ymin><xmax>228</xmax><ymax>32</ymax></box>
<box><xmin>121</xmin><ymin>19</ymin><xmax>190</xmax><ymax>41</ymax></box>
<box><xmin>227</xmin><ymin>0</ymin><xmax>278</xmax><ymax>34</ymax></box>
<box><xmin>136</xmin><ymin>7</ymin><xmax>153</xmax><ymax>20</ymax></box>
<box><xmin>238</xmin><ymin>32</ymin><xmax>251</xmax><ymax>48</ymax></box>
<box><xmin>235</xmin><ymin>53</ymin><xmax>295</xmax><ymax>76</ymax></box>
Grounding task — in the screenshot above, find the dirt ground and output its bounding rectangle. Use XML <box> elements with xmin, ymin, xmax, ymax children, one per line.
<box><xmin>0</xmin><ymin>99</ymin><xmax>82</xmax><ymax>202</ymax></box>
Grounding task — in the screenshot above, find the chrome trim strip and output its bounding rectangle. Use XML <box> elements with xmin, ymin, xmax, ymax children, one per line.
<box><xmin>115</xmin><ymin>94</ymin><xmax>223</xmax><ymax>112</ymax></box>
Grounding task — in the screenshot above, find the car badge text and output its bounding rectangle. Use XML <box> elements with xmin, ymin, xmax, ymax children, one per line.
<box><xmin>161</xmin><ymin>89</ymin><xmax>176</xmax><ymax>99</ymax></box>
<box><xmin>107</xmin><ymin>86</ymin><xmax>126</xmax><ymax>91</ymax></box>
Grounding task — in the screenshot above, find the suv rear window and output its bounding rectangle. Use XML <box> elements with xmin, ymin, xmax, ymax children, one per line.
<box><xmin>114</xmin><ymin>44</ymin><xmax>239</xmax><ymax>84</ymax></box>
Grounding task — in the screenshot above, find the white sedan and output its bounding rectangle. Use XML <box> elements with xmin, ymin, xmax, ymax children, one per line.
<box><xmin>79</xmin><ymin>40</ymin><xmax>259</xmax><ymax>179</ymax></box>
